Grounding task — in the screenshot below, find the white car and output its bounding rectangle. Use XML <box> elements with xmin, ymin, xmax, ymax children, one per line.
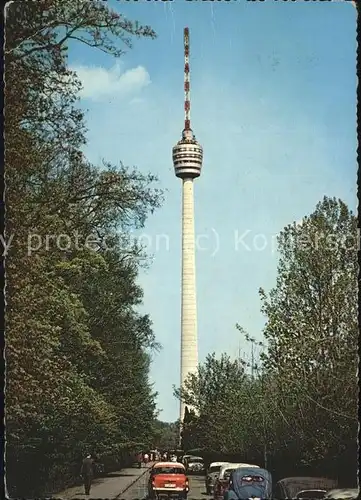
<box><xmin>182</xmin><ymin>455</ymin><xmax>193</xmax><ymax>466</ymax></box>
<box><xmin>205</xmin><ymin>462</ymin><xmax>230</xmax><ymax>494</ymax></box>
<box><xmin>186</xmin><ymin>456</ymin><xmax>205</xmax><ymax>474</ymax></box>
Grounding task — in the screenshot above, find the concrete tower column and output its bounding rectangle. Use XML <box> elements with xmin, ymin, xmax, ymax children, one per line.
<box><xmin>180</xmin><ymin>178</ymin><xmax>198</xmax><ymax>423</ymax></box>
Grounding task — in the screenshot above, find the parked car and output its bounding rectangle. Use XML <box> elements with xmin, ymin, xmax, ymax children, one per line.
<box><xmin>148</xmin><ymin>462</ymin><xmax>189</xmax><ymax>500</ymax></box>
<box><xmin>213</xmin><ymin>463</ymin><xmax>260</xmax><ymax>500</ymax></box>
<box><xmin>324</xmin><ymin>489</ymin><xmax>359</xmax><ymax>499</ymax></box>
<box><xmin>205</xmin><ymin>462</ymin><xmax>230</xmax><ymax>494</ymax></box>
<box><xmin>186</xmin><ymin>456</ymin><xmax>205</xmax><ymax>475</ymax></box>
<box><xmin>273</xmin><ymin>477</ymin><xmax>338</xmax><ymax>499</ymax></box>
<box><xmin>182</xmin><ymin>455</ymin><xmax>193</xmax><ymax>468</ymax></box>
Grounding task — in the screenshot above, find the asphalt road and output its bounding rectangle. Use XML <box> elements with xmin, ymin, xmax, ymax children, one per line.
<box><xmin>119</xmin><ymin>473</ymin><xmax>211</xmax><ymax>500</ymax></box>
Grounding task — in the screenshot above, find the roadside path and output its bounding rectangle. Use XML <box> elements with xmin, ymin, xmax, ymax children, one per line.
<box><xmin>54</xmin><ymin>463</ymin><xmax>154</xmax><ymax>499</ymax></box>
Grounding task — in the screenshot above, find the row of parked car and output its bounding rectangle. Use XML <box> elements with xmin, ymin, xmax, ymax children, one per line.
<box><xmin>204</xmin><ymin>460</ymin><xmax>359</xmax><ymax>500</ymax></box>
<box><xmin>146</xmin><ymin>456</ymin><xmax>358</xmax><ymax>499</ymax></box>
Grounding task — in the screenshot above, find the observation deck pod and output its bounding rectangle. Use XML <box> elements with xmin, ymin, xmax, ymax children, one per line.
<box><xmin>173</xmin><ymin>129</ymin><xmax>203</xmax><ymax>179</ymax></box>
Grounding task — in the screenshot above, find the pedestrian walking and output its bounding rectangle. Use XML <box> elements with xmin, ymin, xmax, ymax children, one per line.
<box><xmin>80</xmin><ymin>454</ymin><xmax>94</xmax><ymax>495</ymax></box>
<box><xmin>144</xmin><ymin>452</ymin><xmax>149</xmax><ymax>465</ymax></box>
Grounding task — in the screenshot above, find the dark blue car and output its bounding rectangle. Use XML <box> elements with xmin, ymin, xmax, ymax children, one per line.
<box><xmin>224</xmin><ymin>466</ymin><xmax>272</xmax><ymax>500</ymax></box>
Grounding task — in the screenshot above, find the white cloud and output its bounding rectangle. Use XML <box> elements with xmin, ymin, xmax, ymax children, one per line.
<box><xmin>71</xmin><ymin>62</ymin><xmax>151</xmax><ymax>101</ymax></box>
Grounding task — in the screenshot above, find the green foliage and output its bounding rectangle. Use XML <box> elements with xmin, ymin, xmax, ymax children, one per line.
<box><xmin>5</xmin><ymin>1</ymin><xmax>162</xmax><ymax>497</ymax></box>
<box><xmin>174</xmin><ymin>353</ymin><xmax>251</xmax><ymax>454</ymax></box>
<box><xmin>259</xmin><ymin>196</ymin><xmax>358</xmax><ymax>467</ymax></box>
<box><xmin>181</xmin><ymin>407</ymin><xmax>198</xmax><ymax>452</ymax></box>
<box><xmin>175</xmin><ymin>197</ymin><xmax>358</xmax><ymax>482</ymax></box>
<box><xmin>152</xmin><ymin>421</ymin><xmax>180</xmax><ymax>451</ymax></box>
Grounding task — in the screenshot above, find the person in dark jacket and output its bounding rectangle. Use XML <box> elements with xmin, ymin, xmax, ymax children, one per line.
<box><xmin>81</xmin><ymin>454</ymin><xmax>94</xmax><ymax>495</ymax></box>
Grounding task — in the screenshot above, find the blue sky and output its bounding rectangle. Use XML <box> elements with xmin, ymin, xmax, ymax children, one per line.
<box><xmin>68</xmin><ymin>1</ymin><xmax>357</xmax><ymax>422</ymax></box>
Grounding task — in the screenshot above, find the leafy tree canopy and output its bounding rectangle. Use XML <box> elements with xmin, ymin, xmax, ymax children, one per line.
<box><xmin>5</xmin><ymin>1</ymin><xmax>162</xmax><ymax>496</ymax></box>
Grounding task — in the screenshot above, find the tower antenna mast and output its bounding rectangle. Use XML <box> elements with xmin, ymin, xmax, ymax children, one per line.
<box><xmin>184</xmin><ymin>27</ymin><xmax>191</xmax><ymax>131</ymax></box>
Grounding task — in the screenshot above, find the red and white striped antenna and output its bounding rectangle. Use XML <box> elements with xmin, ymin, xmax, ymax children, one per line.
<box><xmin>184</xmin><ymin>27</ymin><xmax>191</xmax><ymax>131</ymax></box>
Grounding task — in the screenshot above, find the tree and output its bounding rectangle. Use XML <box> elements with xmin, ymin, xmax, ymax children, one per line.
<box><xmin>180</xmin><ymin>407</ymin><xmax>198</xmax><ymax>452</ymax></box>
<box><xmin>152</xmin><ymin>421</ymin><xmax>179</xmax><ymax>451</ymax></box>
<box><xmin>174</xmin><ymin>353</ymin><xmax>251</xmax><ymax>454</ymax></box>
<box><xmin>259</xmin><ymin>197</ymin><xmax>358</xmax><ymax>462</ymax></box>
<box><xmin>5</xmin><ymin>1</ymin><xmax>162</xmax><ymax>496</ymax></box>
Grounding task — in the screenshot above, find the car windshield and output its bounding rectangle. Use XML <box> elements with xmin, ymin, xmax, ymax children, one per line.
<box><xmin>153</xmin><ymin>467</ymin><xmax>184</xmax><ymax>475</ymax></box>
<box><xmin>209</xmin><ymin>466</ymin><xmax>221</xmax><ymax>473</ymax></box>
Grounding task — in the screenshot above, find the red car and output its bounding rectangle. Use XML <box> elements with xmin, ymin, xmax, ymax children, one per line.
<box><xmin>149</xmin><ymin>462</ymin><xmax>189</xmax><ymax>499</ymax></box>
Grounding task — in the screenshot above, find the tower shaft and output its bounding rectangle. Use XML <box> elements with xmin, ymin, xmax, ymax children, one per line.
<box><xmin>180</xmin><ymin>178</ymin><xmax>198</xmax><ymax>423</ymax></box>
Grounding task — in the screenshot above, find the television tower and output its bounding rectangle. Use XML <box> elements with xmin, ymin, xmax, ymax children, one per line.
<box><xmin>172</xmin><ymin>27</ymin><xmax>203</xmax><ymax>424</ymax></box>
